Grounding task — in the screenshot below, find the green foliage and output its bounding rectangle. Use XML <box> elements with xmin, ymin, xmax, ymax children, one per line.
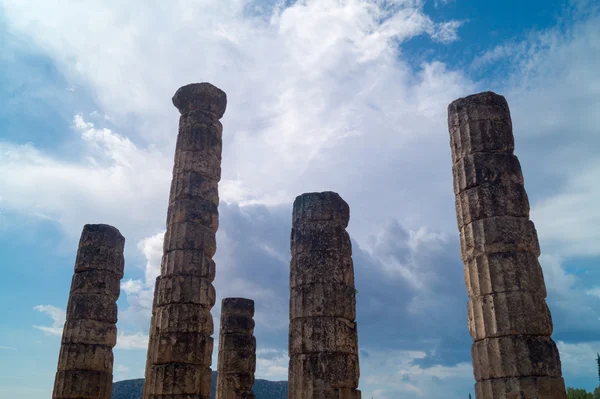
<box><xmin>567</xmin><ymin>387</ymin><xmax>594</xmax><ymax>399</ymax></box>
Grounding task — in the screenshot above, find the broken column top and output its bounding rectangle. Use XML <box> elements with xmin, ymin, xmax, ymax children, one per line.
<box><xmin>292</xmin><ymin>191</ymin><xmax>350</xmax><ymax>227</ymax></box>
<box><xmin>78</xmin><ymin>224</ymin><xmax>125</xmax><ymax>250</ymax></box>
<box><xmin>447</xmin><ymin>91</ymin><xmax>515</xmax><ymax>163</ymax></box>
<box><xmin>222</xmin><ymin>298</ymin><xmax>255</xmax><ymax>317</ymax></box>
<box><xmin>172</xmin><ymin>82</ymin><xmax>227</xmax><ymax>118</ymax></box>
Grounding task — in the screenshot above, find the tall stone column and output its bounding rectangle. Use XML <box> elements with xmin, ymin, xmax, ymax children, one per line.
<box><xmin>288</xmin><ymin>192</ymin><xmax>361</xmax><ymax>399</ymax></box>
<box><xmin>143</xmin><ymin>82</ymin><xmax>226</xmax><ymax>399</ymax></box>
<box><xmin>216</xmin><ymin>298</ymin><xmax>256</xmax><ymax>399</ymax></box>
<box><xmin>448</xmin><ymin>92</ymin><xmax>567</xmax><ymax>398</ymax></box>
<box><xmin>52</xmin><ymin>224</ymin><xmax>125</xmax><ymax>399</ymax></box>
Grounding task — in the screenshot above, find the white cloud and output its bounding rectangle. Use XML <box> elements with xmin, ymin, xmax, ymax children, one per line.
<box><xmin>33</xmin><ymin>305</ymin><xmax>65</xmax><ymax>336</ymax></box>
<box><xmin>0</xmin><ymin>346</ymin><xmax>17</xmax><ymax>351</ymax></box>
<box><xmin>116</xmin><ymin>332</ymin><xmax>149</xmax><ymax>350</ymax></box>
<box><xmin>255</xmin><ymin>348</ymin><xmax>289</xmax><ymax>381</ymax></box>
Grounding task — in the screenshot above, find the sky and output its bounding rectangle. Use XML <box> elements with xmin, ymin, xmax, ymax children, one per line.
<box><xmin>0</xmin><ymin>0</ymin><xmax>599</xmax><ymax>398</ymax></box>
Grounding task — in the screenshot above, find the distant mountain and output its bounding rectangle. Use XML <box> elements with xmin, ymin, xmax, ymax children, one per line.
<box><xmin>111</xmin><ymin>372</ymin><xmax>288</xmax><ymax>399</ymax></box>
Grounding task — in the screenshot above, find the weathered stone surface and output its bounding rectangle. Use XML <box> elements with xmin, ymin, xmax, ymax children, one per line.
<box><xmin>291</xmin><ymin>224</ymin><xmax>352</xmax><ymax>257</ymax></box>
<box><xmin>66</xmin><ymin>293</ymin><xmax>118</xmax><ymax>324</ymax></box>
<box><xmin>472</xmin><ymin>336</ymin><xmax>562</xmax><ymax>381</ymax></box>
<box><xmin>290</xmin><ymin>250</ymin><xmax>354</xmax><ymax>288</ymax></box>
<box><xmin>455</xmin><ymin>182</ymin><xmax>530</xmax><ymax>229</ymax></box>
<box><xmin>155</xmin><ymin>275</ymin><xmax>216</xmax><ymax>307</ymax></box>
<box><xmin>289</xmin><ymin>192</ymin><xmax>361</xmax><ymax>399</ymax></box>
<box><xmin>161</xmin><ymin>250</ymin><xmax>216</xmax><ymax>280</ymax></box>
<box><xmin>172</xmin><ymin>82</ymin><xmax>227</xmax><ymax>118</ymax></box>
<box><xmin>452</xmin><ymin>152</ymin><xmax>524</xmax><ymax>195</ymax></box>
<box><xmin>464</xmin><ymin>252</ymin><xmax>546</xmax><ymax>297</ymax></box>
<box><xmin>57</xmin><ymin>343</ymin><xmax>113</xmax><ymax>372</ymax></box>
<box><xmin>290</xmin><ymin>283</ymin><xmax>356</xmax><ymax>320</ymax></box>
<box><xmin>70</xmin><ymin>269</ymin><xmax>121</xmax><ymax>299</ymax></box>
<box><xmin>145</xmin><ymin>364</ymin><xmax>212</xmax><ymax>396</ymax></box>
<box><xmin>475</xmin><ymin>376</ymin><xmax>567</xmax><ymax>399</ymax></box>
<box><xmin>53</xmin><ymin>370</ymin><xmax>112</xmax><ymax>399</ymax></box>
<box><xmin>468</xmin><ymin>291</ymin><xmax>553</xmax><ymax>341</ymax></box>
<box><xmin>163</xmin><ymin>221</ymin><xmax>217</xmax><ymax>256</ymax></box>
<box><xmin>153</xmin><ymin>303</ymin><xmax>214</xmax><ymax>334</ymax></box>
<box><xmin>143</xmin><ymin>83</ymin><xmax>226</xmax><ymax>399</ymax></box>
<box><xmin>216</xmin><ymin>298</ymin><xmax>256</xmax><ymax>399</ymax></box>
<box><xmin>448</xmin><ymin>91</ymin><xmax>565</xmax><ymax>399</ymax></box>
<box><xmin>292</xmin><ymin>192</ymin><xmax>350</xmax><ymax>227</ymax></box>
<box><xmin>61</xmin><ymin>319</ymin><xmax>117</xmax><ymax>347</ymax></box>
<box><xmin>460</xmin><ymin>216</ymin><xmax>541</xmax><ymax>261</ymax></box>
<box><xmin>53</xmin><ymin>224</ymin><xmax>124</xmax><ymax>399</ymax></box>
<box><xmin>148</xmin><ymin>332</ymin><xmax>213</xmax><ymax>366</ymax></box>
<box><xmin>289</xmin><ymin>317</ymin><xmax>358</xmax><ymax>355</ymax></box>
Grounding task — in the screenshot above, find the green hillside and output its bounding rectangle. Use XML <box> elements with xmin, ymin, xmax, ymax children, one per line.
<box><xmin>111</xmin><ymin>372</ymin><xmax>287</xmax><ymax>399</ymax></box>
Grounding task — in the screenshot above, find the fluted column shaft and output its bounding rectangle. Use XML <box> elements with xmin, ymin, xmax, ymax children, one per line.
<box><xmin>448</xmin><ymin>92</ymin><xmax>566</xmax><ymax>398</ymax></box>
<box><xmin>143</xmin><ymin>83</ymin><xmax>227</xmax><ymax>399</ymax></box>
<box><xmin>288</xmin><ymin>192</ymin><xmax>361</xmax><ymax>399</ymax></box>
<box><xmin>216</xmin><ymin>298</ymin><xmax>256</xmax><ymax>399</ymax></box>
<box><xmin>52</xmin><ymin>224</ymin><xmax>125</xmax><ymax>399</ymax></box>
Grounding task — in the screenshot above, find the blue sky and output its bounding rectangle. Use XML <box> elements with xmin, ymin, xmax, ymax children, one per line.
<box><xmin>1</xmin><ymin>0</ymin><xmax>599</xmax><ymax>398</ymax></box>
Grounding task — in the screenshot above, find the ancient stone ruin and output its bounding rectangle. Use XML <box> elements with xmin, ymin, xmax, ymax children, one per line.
<box><xmin>142</xmin><ymin>83</ymin><xmax>227</xmax><ymax>399</ymax></box>
<box><xmin>288</xmin><ymin>192</ymin><xmax>361</xmax><ymax>399</ymax></box>
<box><xmin>216</xmin><ymin>298</ymin><xmax>257</xmax><ymax>399</ymax></box>
<box><xmin>448</xmin><ymin>91</ymin><xmax>567</xmax><ymax>398</ymax></box>
<box><xmin>52</xmin><ymin>224</ymin><xmax>125</xmax><ymax>399</ymax></box>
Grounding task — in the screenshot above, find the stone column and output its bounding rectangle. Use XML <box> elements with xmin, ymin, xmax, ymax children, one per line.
<box><xmin>288</xmin><ymin>192</ymin><xmax>361</xmax><ymax>399</ymax></box>
<box><xmin>143</xmin><ymin>83</ymin><xmax>226</xmax><ymax>399</ymax></box>
<box><xmin>448</xmin><ymin>92</ymin><xmax>567</xmax><ymax>398</ymax></box>
<box><xmin>216</xmin><ymin>298</ymin><xmax>256</xmax><ymax>399</ymax></box>
<box><xmin>52</xmin><ymin>224</ymin><xmax>125</xmax><ymax>399</ymax></box>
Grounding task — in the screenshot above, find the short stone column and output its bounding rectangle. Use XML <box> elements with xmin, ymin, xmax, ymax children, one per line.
<box><xmin>216</xmin><ymin>298</ymin><xmax>256</xmax><ymax>399</ymax></box>
<box><xmin>52</xmin><ymin>224</ymin><xmax>125</xmax><ymax>399</ymax></box>
<box><xmin>143</xmin><ymin>83</ymin><xmax>226</xmax><ymax>399</ymax></box>
<box><xmin>288</xmin><ymin>192</ymin><xmax>361</xmax><ymax>399</ymax></box>
<box><xmin>448</xmin><ymin>92</ymin><xmax>567</xmax><ymax>398</ymax></box>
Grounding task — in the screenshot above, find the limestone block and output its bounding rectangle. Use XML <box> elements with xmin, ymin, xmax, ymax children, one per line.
<box><xmin>290</xmin><ymin>224</ymin><xmax>352</xmax><ymax>257</ymax></box>
<box><xmin>169</xmin><ymin>171</ymin><xmax>219</xmax><ymax>206</ymax></box>
<box><xmin>222</xmin><ymin>298</ymin><xmax>255</xmax><ymax>317</ymax></box>
<box><xmin>290</xmin><ymin>353</ymin><xmax>360</xmax><ymax>389</ymax></box>
<box><xmin>219</xmin><ymin>333</ymin><xmax>256</xmax><ymax>352</ymax></box>
<box><xmin>452</xmin><ymin>152</ymin><xmax>524</xmax><ymax>195</ymax></box>
<box><xmin>144</xmin><ymin>363</ymin><xmax>212</xmax><ymax>396</ymax></box>
<box><xmin>62</xmin><ymin>319</ymin><xmax>117</xmax><ymax>347</ymax></box>
<box><xmin>163</xmin><ymin>222</ymin><xmax>217</xmax><ymax>256</ymax></box>
<box><xmin>338</xmin><ymin>388</ymin><xmax>362</xmax><ymax>399</ymax></box>
<box><xmin>78</xmin><ymin>224</ymin><xmax>125</xmax><ymax>251</ymax></box>
<box><xmin>292</xmin><ymin>192</ymin><xmax>350</xmax><ymax>227</ymax></box>
<box><xmin>57</xmin><ymin>343</ymin><xmax>113</xmax><ymax>372</ymax></box>
<box><xmin>290</xmin><ymin>283</ymin><xmax>356</xmax><ymax>320</ymax></box>
<box><xmin>161</xmin><ymin>249</ymin><xmax>216</xmax><ymax>280</ymax></box>
<box><xmin>172</xmin><ymin>82</ymin><xmax>228</xmax><ymax>118</ymax></box>
<box><xmin>468</xmin><ymin>291</ymin><xmax>553</xmax><ymax>341</ymax></box>
<box><xmin>472</xmin><ymin>336</ymin><xmax>562</xmax><ymax>380</ymax></box>
<box><xmin>455</xmin><ymin>182</ymin><xmax>530</xmax><ymax>229</ymax></box>
<box><xmin>220</xmin><ymin>315</ymin><xmax>255</xmax><ymax>335</ymax></box>
<box><xmin>448</xmin><ymin>92</ymin><xmax>514</xmax><ymax>163</ymax></box>
<box><xmin>148</xmin><ymin>332</ymin><xmax>213</xmax><ymax>366</ymax></box>
<box><xmin>177</xmin><ymin>117</ymin><xmax>223</xmax><ymax>153</ymax></box>
<box><xmin>216</xmin><ymin>372</ymin><xmax>255</xmax><ymax>392</ymax></box>
<box><xmin>173</xmin><ymin>150</ymin><xmax>222</xmax><ymax>181</ymax></box>
<box><xmin>475</xmin><ymin>376</ymin><xmax>567</xmax><ymax>399</ymax></box>
<box><xmin>155</xmin><ymin>275</ymin><xmax>216</xmax><ymax>307</ymax></box>
<box><xmin>289</xmin><ymin>317</ymin><xmax>358</xmax><ymax>355</ymax></box>
<box><xmin>290</xmin><ymin>250</ymin><xmax>354</xmax><ymax>288</ymax></box>
<box><xmin>53</xmin><ymin>370</ymin><xmax>112</xmax><ymax>399</ymax></box>
<box><xmin>464</xmin><ymin>252</ymin><xmax>547</xmax><ymax>297</ymax></box>
<box><xmin>70</xmin><ymin>270</ymin><xmax>121</xmax><ymax>299</ymax></box>
<box><xmin>460</xmin><ymin>216</ymin><xmax>541</xmax><ymax>262</ymax></box>
<box><xmin>153</xmin><ymin>303</ymin><xmax>214</xmax><ymax>334</ymax></box>
<box><xmin>74</xmin><ymin>244</ymin><xmax>125</xmax><ymax>279</ymax></box>
<box><xmin>218</xmin><ymin>350</ymin><xmax>256</xmax><ymax>373</ymax></box>
<box><xmin>66</xmin><ymin>293</ymin><xmax>118</xmax><ymax>324</ymax></box>
<box><xmin>167</xmin><ymin>199</ymin><xmax>219</xmax><ymax>232</ymax></box>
